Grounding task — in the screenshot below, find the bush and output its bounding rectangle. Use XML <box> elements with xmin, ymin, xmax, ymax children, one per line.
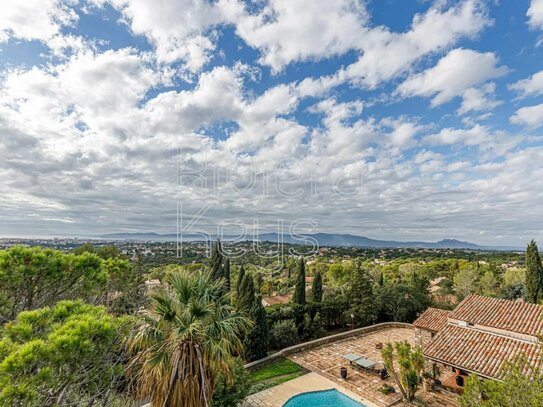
<box><xmin>269</xmin><ymin>320</ymin><xmax>299</xmax><ymax>349</ymax></box>
<box><xmin>212</xmin><ymin>359</ymin><xmax>250</xmax><ymax>407</ymax></box>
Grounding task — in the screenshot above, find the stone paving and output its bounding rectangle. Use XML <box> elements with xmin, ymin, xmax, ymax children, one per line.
<box><xmin>245</xmin><ymin>326</ymin><xmax>459</xmax><ymax>407</ymax></box>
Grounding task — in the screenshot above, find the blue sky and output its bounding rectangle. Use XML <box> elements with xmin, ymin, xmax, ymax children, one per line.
<box><xmin>1</xmin><ymin>0</ymin><xmax>543</xmax><ymax>245</ymax></box>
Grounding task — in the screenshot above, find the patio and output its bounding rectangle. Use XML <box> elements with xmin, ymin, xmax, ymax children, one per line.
<box><xmin>288</xmin><ymin>327</ymin><xmax>458</xmax><ymax>407</ymax></box>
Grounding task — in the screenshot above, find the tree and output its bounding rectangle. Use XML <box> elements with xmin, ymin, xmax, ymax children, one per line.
<box><xmin>312</xmin><ymin>271</ymin><xmax>323</xmax><ymax>302</ymax></box>
<box><xmin>222</xmin><ymin>258</ymin><xmax>231</xmax><ymax>292</ymax></box>
<box><xmin>236</xmin><ymin>265</ymin><xmax>246</xmax><ymax>293</ymax></box>
<box><xmin>460</xmin><ymin>354</ymin><xmax>543</xmax><ymax>407</ymax></box>
<box><xmin>269</xmin><ymin>320</ymin><xmax>299</xmax><ymax>349</ymax></box>
<box><xmin>212</xmin><ymin>359</ymin><xmax>250</xmax><ymax>407</ymax></box>
<box><xmin>453</xmin><ymin>267</ymin><xmax>480</xmax><ymax>299</ymax></box>
<box><xmin>382</xmin><ymin>341</ymin><xmax>424</xmax><ymax>402</ymax></box>
<box><xmin>128</xmin><ymin>270</ymin><xmax>251</xmax><ymax>407</ymax></box>
<box><xmin>244</xmin><ymin>295</ymin><xmax>269</xmax><ymax>362</ymax></box>
<box><xmin>348</xmin><ymin>265</ymin><xmax>376</xmax><ymax>327</ymax></box>
<box><xmin>0</xmin><ymin>246</ymin><xmax>108</xmax><ymax>323</ymax></box>
<box><xmin>102</xmin><ymin>257</ymin><xmax>144</xmax><ymax>314</ymax></box>
<box><xmin>293</xmin><ymin>258</ymin><xmax>306</xmax><ymax>305</ymax></box>
<box><xmin>525</xmin><ymin>240</ymin><xmax>543</xmax><ymax>303</ymax></box>
<box><xmin>0</xmin><ymin>301</ymin><xmax>129</xmax><ymax>407</ymax></box>
<box><xmin>210</xmin><ymin>240</ymin><xmax>224</xmax><ymax>281</ymax></box>
<box><xmin>237</xmin><ymin>273</ymin><xmax>256</xmax><ymax>312</ymax></box>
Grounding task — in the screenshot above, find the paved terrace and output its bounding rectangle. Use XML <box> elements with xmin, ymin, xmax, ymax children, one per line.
<box><xmin>287</xmin><ymin>326</ymin><xmax>458</xmax><ymax>407</ymax></box>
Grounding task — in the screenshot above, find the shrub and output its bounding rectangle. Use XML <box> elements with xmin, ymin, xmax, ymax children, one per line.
<box><xmin>269</xmin><ymin>320</ymin><xmax>299</xmax><ymax>349</ymax></box>
<box><xmin>212</xmin><ymin>359</ymin><xmax>250</xmax><ymax>407</ymax></box>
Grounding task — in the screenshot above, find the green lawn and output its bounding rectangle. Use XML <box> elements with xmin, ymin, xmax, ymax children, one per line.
<box><xmin>248</xmin><ymin>357</ymin><xmax>307</xmax><ymax>394</ymax></box>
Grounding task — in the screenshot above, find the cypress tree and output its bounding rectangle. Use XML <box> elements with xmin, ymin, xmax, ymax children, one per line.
<box><xmin>237</xmin><ymin>274</ymin><xmax>255</xmax><ymax>312</ymax></box>
<box><xmin>254</xmin><ymin>272</ymin><xmax>263</xmax><ymax>292</ymax></box>
<box><xmin>222</xmin><ymin>258</ymin><xmax>231</xmax><ymax>293</ymax></box>
<box><xmin>525</xmin><ymin>240</ymin><xmax>543</xmax><ymax>303</ymax></box>
<box><xmin>349</xmin><ymin>265</ymin><xmax>376</xmax><ymax>327</ymax></box>
<box><xmin>293</xmin><ymin>257</ymin><xmax>306</xmax><ymax>305</ymax></box>
<box><xmin>378</xmin><ymin>271</ymin><xmax>384</xmax><ymax>286</ymax></box>
<box><xmin>236</xmin><ymin>265</ymin><xmax>245</xmax><ymax>293</ymax></box>
<box><xmin>210</xmin><ymin>240</ymin><xmax>223</xmax><ymax>281</ymax></box>
<box><xmin>312</xmin><ymin>271</ymin><xmax>323</xmax><ymax>303</ymax></box>
<box><xmin>244</xmin><ymin>295</ymin><xmax>269</xmax><ymax>362</ymax></box>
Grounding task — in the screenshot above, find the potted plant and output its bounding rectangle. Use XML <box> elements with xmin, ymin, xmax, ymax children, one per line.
<box><xmin>432</xmin><ymin>364</ymin><xmax>441</xmax><ymax>386</ymax></box>
<box><xmin>340</xmin><ymin>367</ymin><xmax>348</xmax><ymax>380</ymax></box>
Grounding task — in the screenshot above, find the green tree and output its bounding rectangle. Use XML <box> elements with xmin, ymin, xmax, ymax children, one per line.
<box><xmin>460</xmin><ymin>354</ymin><xmax>543</xmax><ymax>407</ymax></box>
<box><xmin>312</xmin><ymin>271</ymin><xmax>323</xmax><ymax>303</ymax></box>
<box><xmin>269</xmin><ymin>320</ymin><xmax>299</xmax><ymax>349</ymax></box>
<box><xmin>237</xmin><ymin>273</ymin><xmax>256</xmax><ymax>312</ymax></box>
<box><xmin>293</xmin><ymin>258</ymin><xmax>306</xmax><ymax>305</ymax></box>
<box><xmin>102</xmin><ymin>257</ymin><xmax>144</xmax><ymax>314</ymax></box>
<box><xmin>0</xmin><ymin>246</ymin><xmax>108</xmax><ymax>323</ymax></box>
<box><xmin>222</xmin><ymin>258</ymin><xmax>231</xmax><ymax>292</ymax></box>
<box><xmin>525</xmin><ymin>240</ymin><xmax>543</xmax><ymax>303</ymax></box>
<box><xmin>382</xmin><ymin>341</ymin><xmax>424</xmax><ymax>402</ymax></box>
<box><xmin>236</xmin><ymin>265</ymin><xmax>246</xmax><ymax>293</ymax></box>
<box><xmin>453</xmin><ymin>267</ymin><xmax>480</xmax><ymax>299</ymax></box>
<box><xmin>212</xmin><ymin>359</ymin><xmax>250</xmax><ymax>407</ymax></box>
<box><xmin>0</xmin><ymin>301</ymin><xmax>129</xmax><ymax>406</ymax></box>
<box><xmin>210</xmin><ymin>240</ymin><xmax>224</xmax><ymax>281</ymax></box>
<box><xmin>348</xmin><ymin>265</ymin><xmax>376</xmax><ymax>327</ymax></box>
<box><xmin>128</xmin><ymin>270</ymin><xmax>251</xmax><ymax>407</ymax></box>
<box><xmin>244</xmin><ymin>295</ymin><xmax>269</xmax><ymax>362</ymax></box>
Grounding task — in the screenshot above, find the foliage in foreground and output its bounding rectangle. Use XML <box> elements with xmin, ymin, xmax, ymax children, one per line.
<box><xmin>460</xmin><ymin>354</ymin><xmax>543</xmax><ymax>407</ymax></box>
<box><xmin>382</xmin><ymin>341</ymin><xmax>424</xmax><ymax>402</ymax></box>
<box><xmin>0</xmin><ymin>301</ymin><xmax>129</xmax><ymax>407</ymax></box>
<box><xmin>212</xmin><ymin>358</ymin><xmax>250</xmax><ymax>407</ymax></box>
<box><xmin>127</xmin><ymin>270</ymin><xmax>251</xmax><ymax>407</ymax></box>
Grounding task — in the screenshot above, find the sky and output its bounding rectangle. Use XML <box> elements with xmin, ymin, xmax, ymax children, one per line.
<box><xmin>0</xmin><ymin>0</ymin><xmax>543</xmax><ymax>246</ymax></box>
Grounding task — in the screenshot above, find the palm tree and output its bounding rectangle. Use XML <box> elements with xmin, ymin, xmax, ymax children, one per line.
<box><xmin>127</xmin><ymin>269</ymin><xmax>252</xmax><ymax>407</ymax></box>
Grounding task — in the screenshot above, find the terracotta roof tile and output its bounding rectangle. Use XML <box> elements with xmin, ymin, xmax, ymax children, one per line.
<box><xmin>424</xmin><ymin>325</ymin><xmax>542</xmax><ymax>380</ymax></box>
<box><xmin>449</xmin><ymin>294</ymin><xmax>543</xmax><ymax>336</ymax></box>
<box><xmin>413</xmin><ymin>308</ymin><xmax>450</xmax><ymax>333</ymax></box>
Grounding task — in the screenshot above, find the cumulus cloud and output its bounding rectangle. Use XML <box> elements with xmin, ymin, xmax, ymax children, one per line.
<box><xmin>458</xmin><ymin>83</ymin><xmax>501</xmax><ymax>115</ymax></box>
<box><xmin>509</xmin><ymin>70</ymin><xmax>543</xmax><ymax>98</ymax></box>
<box><xmin>397</xmin><ymin>49</ymin><xmax>508</xmax><ymax>106</ymax></box>
<box><xmin>528</xmin><ymin>0</ymin><xmax>543</xmax><ymax>29</ymax></box>
<box><xmin>0</xmin><ymin>0</ymin><xmax>78</xmax><ymax>43</ymax></box>
<box><xmin>510</xmin><ymin>103</ymin><xmax>543</xmax><ymax>128</ymax></box>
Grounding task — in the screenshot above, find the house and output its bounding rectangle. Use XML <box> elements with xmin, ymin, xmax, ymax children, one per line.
<box><xmin>415</xmin><ymin>294</ymin><xmax>543</xmax><ymax>382</ymax></box>
<box><xmin>261</xmin><ymin>294</ymin><xmax>292</xmax><ymax>307</ymax></box>
<box><xmin>413</xmin><ymin>307</ymin><xmax>450</xmax><ymax>347</ymax></box>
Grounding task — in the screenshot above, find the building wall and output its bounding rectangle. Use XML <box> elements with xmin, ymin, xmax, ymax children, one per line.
<box><xmin>415</xmin><ymin>327</ymin><xmax>435</xmax><ymax>347</ymax></box>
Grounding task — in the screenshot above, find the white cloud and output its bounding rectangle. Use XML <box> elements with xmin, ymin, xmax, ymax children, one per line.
<box><xmin>458</xmin><ymin>83</ymin><xmax>501</xmax><ymax>115</ymax></box>
<box><xmin>510</xmin><ymin>104</ymin><xmax>543</xmax><ymax>128</ymax></box>
<box><xmin>343</xmin><ymin>0</ymin><xmax>490</xmax><ymax>89</ymax></box>
<box><xmin>509</xmin><ymin>70</ymin><xmax>543</xmax><ymax>98</ymax></box>
<box><xmin>528</xmin><ymin>0</ymin><xmax>543</xmax><ymax>30</ymax></box>
<box><xmin>424</xmin><ymin>124</ymin><xmax>492</xmax><ymax>146</ymax></box>
<box><xmin>231</xmin><ymin>0</ymin><xmax>367</xmax><ymax>72</ymax></box>
<box><xmin>90</xmin><ymin>0</ymin><xmax>228</xmax><ymax>72</ymax></box>
<box><xmin>397</xmin><ymin>49</ymin><xmax>508</xmax><ymax>106</ymax></box>
<box><xmin>0</xmin><ymin>0</ymin><xmax>78</xmax><ymax>43</ymax></box>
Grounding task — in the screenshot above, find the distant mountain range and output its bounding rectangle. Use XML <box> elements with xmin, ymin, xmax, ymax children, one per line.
<box><xmin>97</xmin><ymin>232</ymin><xmax>521</xmax><ymax>251</ymax></box>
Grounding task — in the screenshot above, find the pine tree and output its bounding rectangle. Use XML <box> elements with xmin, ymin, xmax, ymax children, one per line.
<box><xmin>525</xmin><ymin>240</ymin><xmax>543</xmax><ymax>303</ymax></box>
<box><xmin>210</xmin><ymin>240</ymin><xmax>223</xmax><ymax>281</ymax></box>
<box><xmin>222</xmin><ymin>257</ymin><xmax>231</xmax><ymax>292</ymax></box>
<box><xmin>312</xmin><ymin>271</ymin><xmax>323</xmax><ymax>303</ymax></box>
<box><xmin>236</xmin><ymin>265</ymin><xmax>245</xmax><ymax>293</ymax></box>
<box><xmin>237</xmin><ymin>274</ymin><xmax>255</xmax><ymax>312</ymax></box>
<box><xmin>293</xmin><ymin>257</ymin><xmax>306</xmax><ymax>305</ymax></box>
<box><xmin>244</xmin><ymin>295</ymin><xmax>269</xmax><ymax>362</ymax></box>
<box><xmin>348</xmin><ymin>264</ymin><xmax>376</xmax><ymax>327</ymax></box>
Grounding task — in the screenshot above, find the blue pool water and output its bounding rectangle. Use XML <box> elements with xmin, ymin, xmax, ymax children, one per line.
<box><xmin>283</xmin><ymin>389</ymin><xmax>365</xmax><ymax>407</ymax></box>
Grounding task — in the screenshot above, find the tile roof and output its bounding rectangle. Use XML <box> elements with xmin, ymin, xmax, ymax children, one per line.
<box><xmin>449</xmin><ymin>294</ymin><xmax>543</xmax><ymax>336</ymax></box>
<box><xmin>424</xmin><ymin>324</ymin><xmax>542</xmax><ymax>380</ymax></box>
<box><xmin>413</xmin><ymin>308</ymin><xmax>450</xmax><ymax>333</ymax></box>
<box><xmin>261</xmin><ymin>294</ymin><xmax>292</xmax><ymax>306</ymax></box>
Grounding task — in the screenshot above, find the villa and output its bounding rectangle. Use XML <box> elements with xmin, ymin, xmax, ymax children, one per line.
<box><xmin>414</xmin><ymin>294</ymin><xmax>543</xmax><ymax>385</ymax></box>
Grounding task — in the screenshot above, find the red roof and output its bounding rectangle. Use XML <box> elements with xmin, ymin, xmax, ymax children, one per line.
<box><xmin>413</xmin><ymin>308</ymin><xmax>450</xmax><ymax>333</ymax></box>
<box><xmin>424</xmin><ymin>324</ymin><xmax>542</xmax><ymax>380</ymax></box>
<box><xmin>449</xmin><ymin>294</ymin><xmax>543</xmax><ymax>336</ymax></box>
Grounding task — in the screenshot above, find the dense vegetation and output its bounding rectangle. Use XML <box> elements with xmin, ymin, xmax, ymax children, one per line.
<box><xmin>0</xmin><ymin>240</ymin><xmax>540</xmax><ymax>406</ymax></box>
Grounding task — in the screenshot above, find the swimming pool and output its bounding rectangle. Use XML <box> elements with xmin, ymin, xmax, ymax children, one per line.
<box><xmin>283</xmin><ymin>389</ymin><xmax>365</xmax><ymax>407</ymax></box>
